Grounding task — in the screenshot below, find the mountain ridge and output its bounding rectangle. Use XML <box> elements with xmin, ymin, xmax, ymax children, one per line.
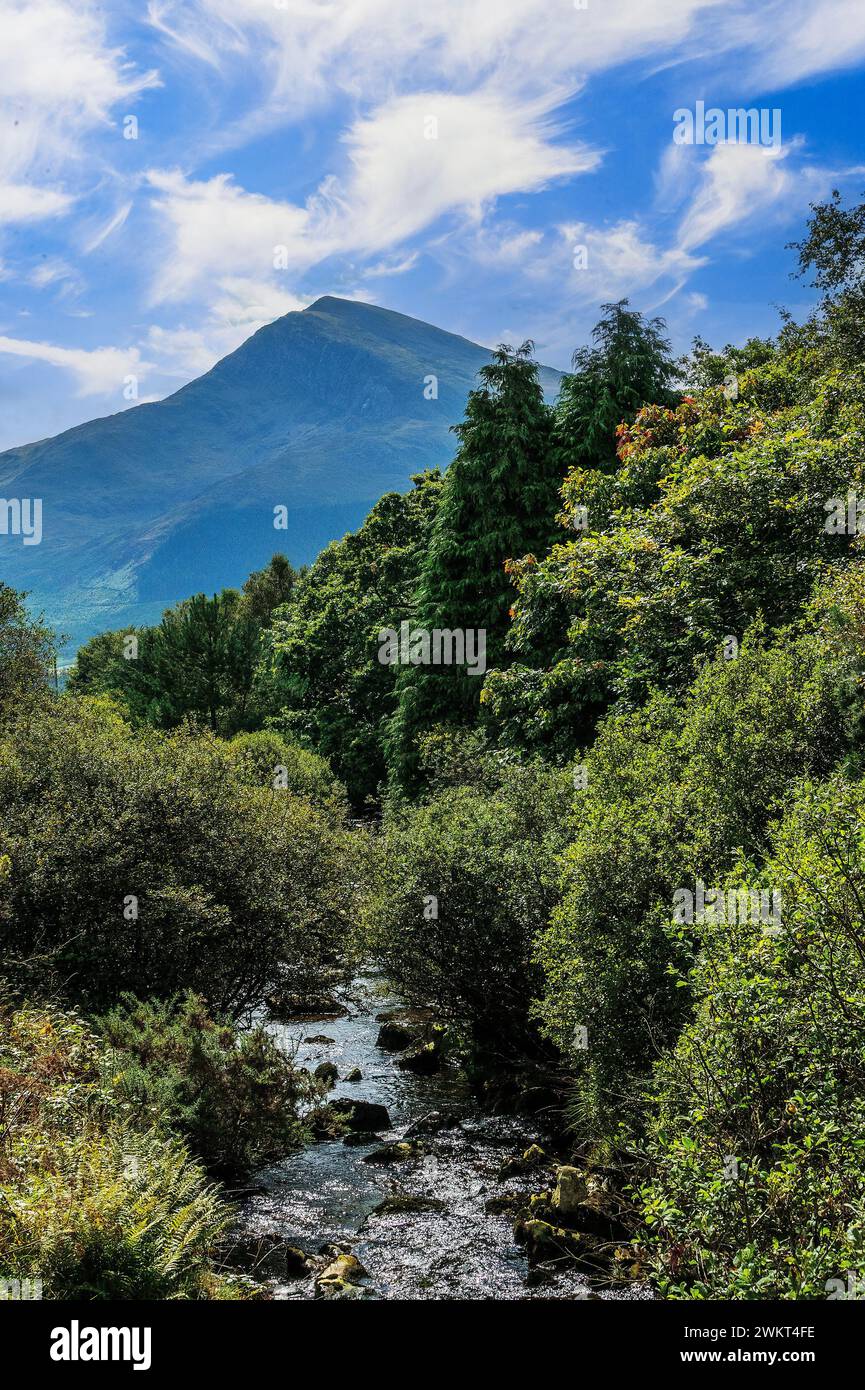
<box><xmin>0</xmin><ymin>297</ymin><xmax>562</xmax><ymax>650</ymax></box>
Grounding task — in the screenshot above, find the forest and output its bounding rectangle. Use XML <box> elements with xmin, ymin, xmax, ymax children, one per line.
<box><xmin>3</xmin><ymin>192</ymin><xmax>865</xmax><ymax>1301</ymax></box>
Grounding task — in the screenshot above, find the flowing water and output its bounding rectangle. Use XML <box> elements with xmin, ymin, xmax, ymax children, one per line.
<box><xmin>232</xmin><ymin>972</ymin><xmax>646</xmax><ymax>1301</ymax></box>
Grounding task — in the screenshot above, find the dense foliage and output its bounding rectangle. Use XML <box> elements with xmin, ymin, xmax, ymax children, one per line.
<box><xmin>0</xmin><ymin>697</ymin><xmax>355</xmax><ymax>1015</ymax></box>
<box><xmin>98</xmin><ymin>993</ymin><xmax>320</xmax><ymax>1176</ymax></box>
<box><xmin>363</xmin><ymin>736</ymin><xmax>572</xmax><ymax>1066</ymax></box>
<box><xmin>261</xmin><ymin>472</ymin><xmax>442</xmax><ymax>804</ymax></box>
<box><xmin>0</xmin><ymin>998</ymin><xmax>248</xmax><ymax>1299</ymax></box>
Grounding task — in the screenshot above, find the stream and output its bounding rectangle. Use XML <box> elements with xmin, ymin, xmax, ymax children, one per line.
<box><xmin>231</xmin><ymin>971</ymin><xmax>645</xmax><ymax>1300</ymax></box>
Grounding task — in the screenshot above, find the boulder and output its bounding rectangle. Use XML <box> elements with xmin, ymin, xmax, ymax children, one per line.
<box><xmin>315</xmin><ymin>1252</ymin><xmax>373</xmax><ymax>1300</ymax></box>
<box><xmin>552</xmin><ymin>1165</ymin><xmax>589</xmax><ymax>1218</ymax></box>
<box><xmin>329</xmin><ymin>1097</ymin><xmax>391</xmax><ymax>1132</ymax></box>
<box><xmin>404</xmin><ymin>1110</ymin><xmax>460</xmax><ymax>1138</ymax></box>
<box><xmin>396</xmin><ymin>1041</ymin><xmax>441</xmax><ymax>1075</ymax></box>
<box><xmin>344</xmin><ymin>1067</ymin><xmax>363</xmax><ymax>1082</ymax></box>
<box><xmin>304</xmin><ymin>1035</ymin><xmax>335</xmax><ymax>1045</ymax></box>
<box><xmin>314</xmin><ymin>1061</ymin><xmax>339</xmax><ymax>1087</ymax></box>
<box><xmin>284</xmin><ymin>1245</ymin><xmax>312</xmax><ymax>1278</ymax></box>
<box><xmin>513</xmin><ymin>1217</ymin><xmax>593</xmax><ymax>1265</ymax></box>
<box><xmin>375</xmin><ymin>1021</ymin><xmax>417</xmax><ymax>1051</ymax></box>
<box><xmin>498</xmin><ymin>1143</ymin><xmax>548</xmax><ymax>1181</ymax></box>
<box><xmin>362</xmin><ymin>1140</ymin><xmax>421</xmax><ymax>1165</ymax></box>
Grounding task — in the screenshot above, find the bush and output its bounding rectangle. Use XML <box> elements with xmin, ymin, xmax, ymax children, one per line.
<box><xmin>0</xmin><ymin>696</ymin><xmax>356</xmax><ymax>1016</ymax></box>
<box><xmin>534</xmin><ymin>629</ymin><xmax>847</xmax><ymax>1135</ymax></box>
<box><xmin>636</xmin><ymin>777</ymin><xmax>865</xmax><ymax>1298</ymax></box>
<box><xmin>227</xmin><ymin>730</ymin><xmax>346</xmax><ymax>820</ymax></box>
<box><xmin>363</xmin><ymin>746</ymin><xmax>572</xmax><ymax>1066</ymax></box>
<box><xmin>97</xmin><ymin>993</ymin><xmax>319</xmax><ymax>1177</ymax></box>
<box><xmin>0</xmin><ymin>998</ymin><xmax>246</xmax><ymax>1300</ymax></box>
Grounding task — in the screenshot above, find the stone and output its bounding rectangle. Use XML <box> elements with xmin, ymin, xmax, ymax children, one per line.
<box><xmin>396</xmin><ymin>1042</ymin><xmax>441</xmax><ymax>1074</ymax></box>
<box><xmin>513</xmin><ymin>1217</ymin><xmax>590</xmax><ymax>1264</ymax></box>
<box><xmin>498</xmin><ymin>1143</ymin><xmax>548</xmax><ymax>1181</ymax></box>
<box><xmin>304</xmin><ymin>1035</ymin><xmax>336</xmax><ymax>1044</ymax></box>
<box><xmin>344</xmin><ymin>1067</ymin><xmax>363</xmax><ymax>1082</ymax></box>
<box><xmin>552</xmin><ymin>1165</ymin><xmax>589</xmax><ymax>1218</ymax></box>
<box><xmin>329</xmin><ymin>1097</ymin><xmax>391</xmax><ymax>1132</ymax></box>
<box><xmin>404</xmin><ymin>1110</ymin><xmax>460</xmax><ymax>1138</ymax></box>
<box><xmin>284</xmin><ymin>1245</ymin><xmax>311</xmax><ymax>1278</ymax></box>
<box><xmin>315</xmin><ymin>1252</ymin><xmax>373</xmax><ymax>1300</ymax></box>
<box><xmin>362</xmin><ymin>1141</ymin><xmax>420</xmax><ymax>1165</ymax></box>
<box><xmin>375</xmin><ymin>1021</ymin><xmax>417</xmax><ymax>1051</ymax></box>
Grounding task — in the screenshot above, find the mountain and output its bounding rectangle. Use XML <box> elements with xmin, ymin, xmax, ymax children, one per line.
<box><xmin>0</xmin><ymin>296</ymin><xmax>562</xmax><ymax>651</ymax></box>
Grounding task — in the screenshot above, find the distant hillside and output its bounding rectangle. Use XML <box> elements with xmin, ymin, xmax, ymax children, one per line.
<box><xmin>0</xmin><ymin>297</ymin><xmax>562</xmax><ymax>650</ymax></box>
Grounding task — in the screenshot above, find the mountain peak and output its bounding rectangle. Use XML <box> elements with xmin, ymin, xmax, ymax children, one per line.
<box><xmin>0</xmin><ymin>299</ymin><xmax>562</xmax><ymax>652</ymax></box>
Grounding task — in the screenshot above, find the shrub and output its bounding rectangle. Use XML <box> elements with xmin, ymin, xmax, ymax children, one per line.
<box><xmin>0</xmin><ymin>697</ymin><xmax>356</xmax><ymax>1016</ymax></box>
<box><xmin>636</xmin><ymin>777</ymin><xmax>865</xmax><ymax>1298</ymax></box>
<box><xmin>97</xmin><ymin>993</ymin><xmax>319</xmax><ymax>1177</ymax></box>
<box><xmin>226</xmin><ymin>730</ymin><xmax>346</xmax><ymax>820</ymax></box>
<box><xmin>363</xmin><ymin>747</ymin><xmax>572</xmax><ymax>1066</ymax></box>
<box><xmin>0</xmin><ymin>998</ymin><xmax>246</xmax><ymax>1300</ymax></box>
<box><xmin>534</xmin><ymin>629</ymin><xmax>847</xmax><ymax>1135</ymax></box>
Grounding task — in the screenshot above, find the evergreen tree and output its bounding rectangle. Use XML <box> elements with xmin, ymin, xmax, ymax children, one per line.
<box><xmin>553</xmin><ymin>299</ymin><xmax>677</xmax><ymax>471</ymax></box>
<box><xmin>387</xmin><ymin>342</ymin><xmax>558</xmax><ymax>788</ymax></box>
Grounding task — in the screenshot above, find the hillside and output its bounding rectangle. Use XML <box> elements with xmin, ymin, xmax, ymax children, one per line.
<box><xmin>0</xmin><ymin>297</ymin><xmax>561</xmax><ymax>649</ymax></box>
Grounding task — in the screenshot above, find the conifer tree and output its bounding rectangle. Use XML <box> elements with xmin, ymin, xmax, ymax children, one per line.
<box><xmin>553</xmin><ymin>299</ymin><xmax>677</xmax><ymax>471</ymax></box>
<box><xmin>387</xmin><ymin>342</ymin><xmax>558</xmax><ymax>787</ymax></box>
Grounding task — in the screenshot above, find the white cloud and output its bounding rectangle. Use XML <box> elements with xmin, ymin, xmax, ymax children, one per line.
<box><xmin>0</xmin><ymin>1</ymin><xmax>158</xmax><ymax>238</ymax></box>
<box><xmin>0</xmin><ymin>183</ymin><xmax>74</xmax><ymax>225</ymax></box>
<box><xmin>0</xmin><ymin>333</ymin><xmax>152</xmax><ymax>395</ymax></box>
<box><xmin>146</xmin><ymin>170</ymin><xmax>310</xmax><ymax>301</ymax></box>
<box><xmin>561</xmin><ymin>219</ymin><xmax>703</xmax><ymax>302</ymax></box>
<box><xmin>743</xmin><ymin>0</ymin><xmax>865</xmax><ymax>87</ymax></box>
<box><xmin>147</xmin><ymin>0</ymin><xmax>727</xmax><ymax>119</ymax></box>
<box><xmin>146</xmin><ymin>88</ymin><xmax>598</xmax><ymax>309</ymax></box>
<box><xmin>676</xmin><ymin>140</ymin><xmax>809</xmax><ymax>252</ymax></box>
<box><xmin>83</xmin><ymin>201</ymin><xmax>133</xmax><ymax>254</ymax></box>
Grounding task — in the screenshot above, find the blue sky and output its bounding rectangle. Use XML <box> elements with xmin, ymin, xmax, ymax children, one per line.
<box><xmin>1</xmin><ymin>0</ymin><xmax>865</xmax><ymax>452</ymax></box>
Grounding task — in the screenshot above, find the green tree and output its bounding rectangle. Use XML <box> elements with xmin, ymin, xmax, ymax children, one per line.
<box><xmin>0</xmin><ymin>696</ymin><xmax>356</xmax><ymax>1016</ymax></box>
<box><xmin>534</xmin><ymin>628</ymin><xmax>848</xmax><ymax>1136</ymax></box>
<box><xmin>553</xmin><ymin>299</ymin><xmax>678</xmax><ymax>473</ymax></box>
<box><xmin>789</xmin><ymin>189</ymin><xmax>865</xmax><ymax>361</ymax></box>
<box><xmin>262</xmin><ymin>471</ymin><xmax>442</xmax><ymax>805</ymax></box>
<box><xmin>638</xmin><ymin>776</ymin><xmax>865</xmax><ymax>1298</ymax></box>
<box><xmin>240</xmin><ymin>553</ymin><xmax>302</xmax><ymax>627</ymax></box>
<box><xmin>0</xmin><ymin>581</ymin><xmax>54</xmax><ymax>714</ymax></box>
<box><xmin>387</xmin><ymin>343</ymin><xmax>559</xmax><ymax>787</ymax></box>
<box><xmin>70</xmin><ymin>590</ymin><xmax>261</xmax><ymax>735</ymax></box>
